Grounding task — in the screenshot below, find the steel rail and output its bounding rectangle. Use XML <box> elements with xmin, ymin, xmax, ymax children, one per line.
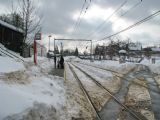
<box><xmin>75</xmin><ymin>62</ymin><xmax>160</xmax><ymax>93</ymax></box>
<box><xmin>68</xmin><ymin>63</ymin><xmax>102</xmax><ymax>120</ymax></box>
<box><xmin>70</xmin><ymin>62</ymin><xmax>145</xmax><ymax>120</ymax></box>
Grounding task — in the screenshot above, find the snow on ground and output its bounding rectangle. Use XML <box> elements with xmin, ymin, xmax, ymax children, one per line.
<box><xmin>141</xmin><ymin>57</ymin><xmax>160</xmax><ymax>74</ymax></box>
<box><xmin>65</xmin><ymin>56</ymin><xmax>136</xmax><ymax>75</ymax></box>
<box><xmin>0</xmin><ymin>56</ymin><xmax>25</xmax><ymax>73</ymax></box>
<box><xmin>64</xmin><ymin>63</ymin><xmax>96</xmax><ymax>119</ymax></box>
<box><xmin>67</xmin><ymin>56</ymin><xmax>160</xmax><ymax>84</ymax></box>
<box><xmin>69</xmin><ymin>63</ymin><xmax>111</xmax><ymax>111</ymax></box>
<box><xmin>0</xmin><ymin>56</ymin><xmax>65</xmax><ymax>120</ymax></box>
<box><xmin>89</xmin><ymin>61</ymin><xmax>137</xmax><ymax>75</ymax></box>
<box><xmin>1</xmin><ymin>55</ymin><xmax>160</xmax><ymax>119</ymax></box>
<box><xmin>72</xmin><ymin>62</ymin><xmax>121</xmax><ymax>93</ymax></box>
<box><xmin>124</xmin><ymin>78</ymin><xmax>155</xmax><ymax>120</ymax></box>
<box><xmin>141</xmin><ymin>57</ymin><xmax>160</xmax><ymax>87</ymax></box>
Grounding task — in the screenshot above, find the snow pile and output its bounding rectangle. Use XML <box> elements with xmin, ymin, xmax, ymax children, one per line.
<box><xmin>0</xmin><ymin>76</ymin><xmax>65</xmax><ymax>119</ymax></box>
<box><xmin>0</xmin><ymin>19</ymin><xmax>23</xmax><ymax>33</ymax></box>
<box><xmin>0</xmin><ymin>56</ymin><xmax>65</xmax><ymax>120</ymax></box>
<box><xmin>64</xmin><ymin>63</ymin><xmax>95</xmax><ymax>119</ymax></box>
<box><xmin>4</xmin><ymin>102</ymin><xmax>58</xmax><ymax>120</ymax></box>
<box><xmin>141</xmin><ymin>57</ymin><xmax>160</xmax><ymax>87</ymax></box>
<box><xmin>64</xmin><ymin>56</ymin><xmax>81</xmax><ymax>62</ymax></box>
<box><xmin>141</xmin><ymin>57</ymin><xmax>160</xmax><ymax>74</ymax></box>
<box><xmin>81</xmin><ymin>60</ymin><xmax>136</xmax><ymax>74</ymax></box>
<box><xmin>0</xmin><ymin>56</ymin><xmax>25</xmax><ymax>73</ymax></box>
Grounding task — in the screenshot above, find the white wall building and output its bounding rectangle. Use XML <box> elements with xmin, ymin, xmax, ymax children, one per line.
<box><xmin>129</xmin><ymin>42</ymin><xmax>142</xmax><ymax>51</ymax></box>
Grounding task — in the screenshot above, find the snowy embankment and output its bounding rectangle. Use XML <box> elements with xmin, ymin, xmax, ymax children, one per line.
<box><xmin>64</xmin><ymin>63</ymin><xmax>96</xmax><ymax>119</ymax></box>
<box><xmin>65</xmin><ymin>56</ymin><xmax>136</xmax><ymax>75</ymax></box>
<box><xmin>141</xmin><ymin>57</ymin><xmax>160</xmax><ymax>87</ymax></box>
<box><xmin>141</xmin><ymin>57</ymin><xmax>160</xmax><ymax>74</ymax></box>
<box><xmin>0</xmin><ymin>56</ymin><xmax>25</xmax><ymax>73</ymax></box>
<box><xmin>0</xmin><ymin>56</ymin><xmax>65</xmax><ymax>120</ymax></box>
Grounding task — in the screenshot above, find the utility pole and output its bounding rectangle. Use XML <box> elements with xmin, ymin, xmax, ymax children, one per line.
<box><xmin>34</xmin><ymin>39</ymin><xmax>37</xmax><ymax>65</ymax></box>
<box><xmin>54</xmin><ymin>38</ymin><xmax>55</xmax><ymax>54</ymax></box>
<box><xmin>90</xmin><ymin>40</ymin><xmax>92</xmax><ymax>61</ymax></box>
<box><xmin>48</xmin><ymin>35</ymin><xmax>52</xmax><ymax>52</ymax></box>
<box><xmin>60</xmin><ymin>42</ymin><xmax>63</xmax><ymax>55</ymax></box>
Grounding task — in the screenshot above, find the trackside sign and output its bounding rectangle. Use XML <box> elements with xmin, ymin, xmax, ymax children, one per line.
<box><xmin>35</xmin><ymin>33</ymin><xmax>41</xmax><ymax>40</ymax></box>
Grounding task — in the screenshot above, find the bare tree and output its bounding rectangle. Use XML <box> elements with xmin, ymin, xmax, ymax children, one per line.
<box><xmin>19</xmin><ymin>0</ymin><xmax>41</xmax><ymax>41</ymax></box>
<box><xmin>18</xmin><ymin>0</ymin><xmax>42</xmax><ymax>56</ymax></box>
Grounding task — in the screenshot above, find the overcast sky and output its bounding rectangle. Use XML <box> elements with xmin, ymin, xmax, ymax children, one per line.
<box><xmin>0</xmin><ymin>0</ymin><xmax>160</xmax><ymax>52</ymax></box>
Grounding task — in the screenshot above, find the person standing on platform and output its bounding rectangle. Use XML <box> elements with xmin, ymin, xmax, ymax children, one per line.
<box><xmin>54</xmin><ymin>55</ymin><xmax>57</xmax><ymax>68</ymax></box>
<box><xmin>60</xmin><ymin>55</ymin><xmax>64</xmax><ymax>69</ymax></box>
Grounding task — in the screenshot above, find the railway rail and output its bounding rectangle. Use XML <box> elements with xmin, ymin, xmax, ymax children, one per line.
<box><xmin>71</xmin><ymin>61</ymin><xmax>160</xmax><ymax>120</ymax></box>
<box><xmin>74</xmin><ymin>61</ymin><xmax>160</xmax><ymax>94</ymax></box>
<box><xmin>68</xmin><ymin>63</ymin><xmax>102</xmax><ymax>120</ymax></box>
<box><xmin>67</xmin><ymin>62</ymin><xmax>145</xmax><ymax>120</ymax></box>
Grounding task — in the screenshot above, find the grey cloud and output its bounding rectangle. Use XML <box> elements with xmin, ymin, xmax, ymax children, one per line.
<box><xmin>0</xmin><ymin>0</ymin><xmax>160</xmax><ymax>48</ymax></box>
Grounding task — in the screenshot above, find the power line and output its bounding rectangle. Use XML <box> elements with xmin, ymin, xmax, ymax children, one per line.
<box><xmin>80</xmin><ymin>8</ymin><xmax>160</xmax><ymax>50</ymax></box>
<box><xmin>74</xmin><ymin>0</ymin><xmax>92</xmax><ymax>33</ymax></box>
<box><xmin>95</xmin><ymin>9</ymin><xmax>160</xmax><ymax>42</ymax></box>
<box><xmin>93</xmin><ymin>0</ymin><xmax>142</xmax><ymax>42</ymax></box>
<box><xmin>112</xmin><ymin>0</ymin><xmax>142</xmax><ymax>23</ymax></box>
<box><xmin>86</xmin><ymin>0</ymin><xmax>142</xmax><ymax>40</ymax></box>
<box><xmin>72</xmin><ymin>0</ymin><xmax>86</xmax><ymax>35</ymax></box>
<box><xmin>85</xmin><ymin>0</ymin><xmax>128</xmax><ymax>39</ymax></box>
<box><xmin>78</xmin><ymin>0</ymin><xmax>128</xmax><ymax>50</ymax></box>
<box><xmin>70</xmin><ymin>0</ymin><xmax>92</xmax><ymax>51</ymax></box>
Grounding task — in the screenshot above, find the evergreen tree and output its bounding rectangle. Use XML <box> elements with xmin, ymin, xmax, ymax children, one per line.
<box><xmin>0</xmin><ymin>13</ymin><xmax>23</xmax><ymax>29</ymax></box>
<box><xmin>74</xmin><ymin>47</ymin><xmax>79</xmax><ymax>56</ymax></box>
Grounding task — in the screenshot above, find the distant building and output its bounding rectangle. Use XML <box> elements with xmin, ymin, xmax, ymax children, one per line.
<box><xmin>128</xmin><ymin>42</ymin><xmax>142</xmax><ymax>57</ymax></box>
<box><xmin>151</xmin><ymin>47</ymin><xmax>160</xmax><ymax>53</ymax></box>
<box><xmin>128</xmin><ymin>42</ymin><xmax>142</xmax><ymax>51</ymax></box>
<box><xmin>150</xmin><ymin>47</ymin><xmax>160</xmax><ymax>57</ymax></box>
<box><xmin>0</xmin><ymin>19</ymin><xmax>24</xmax><ymax>54</ymax></box>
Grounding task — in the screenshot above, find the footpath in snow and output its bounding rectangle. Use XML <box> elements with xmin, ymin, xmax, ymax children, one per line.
<box><xmin>0</xmin><ymin>56</ymin><xmax>66</xmax><ymax>120</ymax></box>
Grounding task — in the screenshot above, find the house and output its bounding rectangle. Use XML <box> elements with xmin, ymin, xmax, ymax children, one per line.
<box><xmin>0</xmin><ymin>19</ymin><xmax>24</xmax><ymax>54</ymax></box>
<box><xmin>128</xmin><ymin>42</ymin><xmax>142</xmax><ymax>57</ymax></box>
<box><xmin>128</xmin><ymin>42</ymin><xmax>142</xmax><ymax>51</ymax></box>
<box><xmin>151</xmin><ymin>47</ymin><xmax>160</xmax><ymax>53</ymax></box>
<box><xmin>151</xmin><ymin>47</ymin><xmax>160</xmax><ymax>57</ymax></box>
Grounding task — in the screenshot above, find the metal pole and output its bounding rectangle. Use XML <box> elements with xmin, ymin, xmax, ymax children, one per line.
<box><xmin>54</xmin><ymin>38</ymin><xmax>55</xmax><ymax>54</ymax></box>
<box><xmin>34</xmin><ymin>39</ymin><xmax>37</xmax><ymax>65</ymax></box>
<box><xmin>49</xmin><ymin>37</ymin><xmax>50</xmax><ymax>52</ymax></box>
<box><xmin>48</xmin><ymin>35</ymin><xmax>52</xmax><ymax>52</ymax></box>
<box><xmin>90</xmin><ymin>40</ymin><xmax>92</xmax><ymax>61</ymax></box>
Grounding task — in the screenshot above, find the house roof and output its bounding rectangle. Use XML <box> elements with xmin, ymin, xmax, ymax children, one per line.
<box><xmin>119</xmin><ymin>50</ymin><xmax>127</xmax><ymax>54</ymax></box>
<box><xmin>0</xmin><ymin>19</ymin><xmax>24</xmax><ymax>33</ymax></box>
<box><xmin>129</xmin><ymin>43</ymin><xmax>142</xmax><ymax>51</ymax></box>
<box><xmin>151</xmin><ymin>47</ymin><xmax>160</xmax><ymax>52</ymax></box>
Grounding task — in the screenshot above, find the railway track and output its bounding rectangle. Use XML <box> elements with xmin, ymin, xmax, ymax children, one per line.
<box><xmin>74</xmin><ymin>61</ymin><xmax>160</xmax><ymax>94</ymax></box>
<box><xmin>71</xmin><ymin>61</ymin><xmax>160</xmax><ymax>120</ymax></box>
<box><xmin>67</xmin><ymin>62</ymin><xmax>145</xmax><ymax>120</ymax></box>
